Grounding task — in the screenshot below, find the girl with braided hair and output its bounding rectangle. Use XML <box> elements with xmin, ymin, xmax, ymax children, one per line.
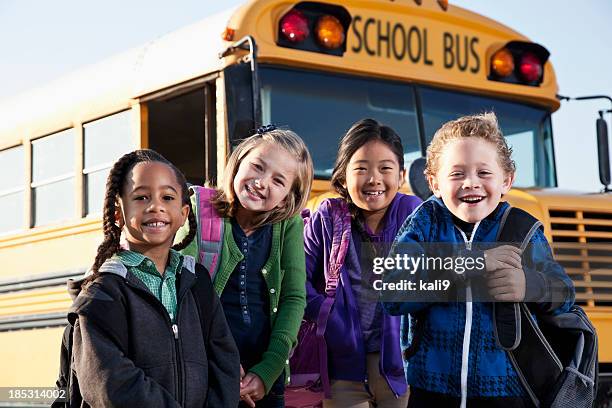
<box><xmin>70</xmin><ymin>149</ymin><xmax>240</xmax><ymax>407</ymax></box>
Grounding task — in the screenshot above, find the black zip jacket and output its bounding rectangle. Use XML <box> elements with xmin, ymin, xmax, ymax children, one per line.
<box><xmin>70</xmin><ymin>256</ymin><xmax>240</xmax><ymax>407</ymax></box>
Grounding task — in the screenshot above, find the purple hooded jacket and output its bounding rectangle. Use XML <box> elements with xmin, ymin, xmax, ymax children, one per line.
<box><xmin>303</xmin><ymin>193</ymin><xmax>422</xmax><ymax>396</ymax></box>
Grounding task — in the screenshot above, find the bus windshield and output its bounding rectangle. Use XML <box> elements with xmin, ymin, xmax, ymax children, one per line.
<box><xmin>418</xmin><ymin>87</ymin><xmax>556</xmax><ymax>188</ymax></box>
<box><xmin>259</xmin><ymin>66</ymin><xmax>556</xmax><ymax>188</ymax></box>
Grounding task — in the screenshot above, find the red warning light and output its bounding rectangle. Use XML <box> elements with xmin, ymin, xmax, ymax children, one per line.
<box><xmin>519</xmin><ymin>52</ymin><xmax>543</xmax><ymax>82</ymax></box>
<box><xmin>280</xmin><ymin>10</ymin><xmax>310</xmax><ymax>43</ymax></box>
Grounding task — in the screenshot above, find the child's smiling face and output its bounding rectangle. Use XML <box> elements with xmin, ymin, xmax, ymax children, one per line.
<box><xmin>429</xmin><ymin>137</ymin><xmax>514</xmax><ymax>223</ymax></box>
<box><xmin>118</xmin><ymin>161</ymin><xmax>189</xmax><ymax>253</ymax></box>
<box><xmin>232</xmin><ymin>142</ymin><xmax>297</xmax><ymax>216</ymax></box>
<box><xmin>345</xmin><ymin>140</ymin><xmax>405</xmax><ymax>215</ymax></box>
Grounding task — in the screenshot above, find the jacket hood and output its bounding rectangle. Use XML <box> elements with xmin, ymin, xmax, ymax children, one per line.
<box><xmin>66</xmin><ymin>255</ymin><xmax>196</xmax><ymax>300</ymax></box>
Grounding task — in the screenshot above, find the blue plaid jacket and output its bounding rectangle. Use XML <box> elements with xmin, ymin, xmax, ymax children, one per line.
<box><xmin>383</xmin><ymin>197</ymin><xmax>575</xmax><ymax>398</ymax></box>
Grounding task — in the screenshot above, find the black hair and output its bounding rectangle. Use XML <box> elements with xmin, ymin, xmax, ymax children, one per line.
<box><xmin>90</xmin><ymin>149</ymin><xmax>197</xmax><ymax>277</ymax></box>
<box><xmin>331</xmin><ymin>118</ymin><xmax>405</xmax><ymax>206</ymax></box>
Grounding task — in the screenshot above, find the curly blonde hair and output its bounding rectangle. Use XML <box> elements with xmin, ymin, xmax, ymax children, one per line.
<box><xmin>211</xmin><ymin>129</ymin><xmax>313</xmax><ymax>228</ymax></box>
<box><xmin>425</xmin><ymin>112</ymin><xmax>515</xmax><ymax>179</ymax></box>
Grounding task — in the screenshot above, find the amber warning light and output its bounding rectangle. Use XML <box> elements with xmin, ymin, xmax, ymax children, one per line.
<box><xmin>315</xmin><ymin>15</ymin><xmax>345</xmax><ymax>49</ymax></box>
<box><xmin>277</xmin><ymin>2</ymin><xmax>351</xmax><ymax>56</ymax></box>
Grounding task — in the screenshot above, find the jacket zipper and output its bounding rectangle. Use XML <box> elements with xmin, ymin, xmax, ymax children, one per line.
<box><xmin>172</xmin><ymin>323</ymin><xmax>184</xmax><ymax>406</ymax></box>
<box><xmin>125</xmin><ymin>279</ymin><xmax>190</xmax><ymax>406</ymax></box>
<box><xmin>173</xmin><ymin>289</ymin><xmax>189</xmax><ymax>407</ymax></box>
<box><xmin>456</xmin><ymin>221</ymin><xmax>480</xmax><ymax>408</ymax></box>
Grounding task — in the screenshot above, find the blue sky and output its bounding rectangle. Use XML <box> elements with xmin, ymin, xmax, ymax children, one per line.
<box><xmin>1</xmin><ymin>0</ymin><xmax>610</xmax><ymax>192</ymax></box>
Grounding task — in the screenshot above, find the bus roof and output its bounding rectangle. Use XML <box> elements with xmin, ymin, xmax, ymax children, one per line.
<box><xmin>0</xmin><ymin>0</ymin><xmax>559</xmax><ymax>146</ymax></box>
<box><xmin>0</xmin><ymin>7</ymin><xmax>234</xmax><ymax>145</ymax></box>
<box><xmin>226</xmin><ymin>0</ymin><xmax>558</xmax><ymax>110</ymax></box>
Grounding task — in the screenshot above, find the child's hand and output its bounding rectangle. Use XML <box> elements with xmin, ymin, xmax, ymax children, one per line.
<box><xmin>484</xmin><ymin>245</ymin><xmax>522</xmax><ymax>272</ymax></box>
<box><xmin>240</xmin><ymin>372</ymin><xmax>265</xmax><ymax>402</ymax></box>
<box><xmin>239</xmin><ymin>365</ymin><xmax>256</xmax><ymax>407</ymax></box>
<box><xmin>240</xmin><ymin>393</ymin><xmax>256</xmax><ymax>408</ymax></box>
<box><xmin>487</xmin><ymin>267</ymin><xmax>526</xmax><ymax>301</ymax></box>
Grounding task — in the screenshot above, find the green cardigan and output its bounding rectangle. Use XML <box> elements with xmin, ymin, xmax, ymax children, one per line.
<box><xmin>178</xmin><ymin>213</ymin><xmax>306</xmax><ymax>393</ymax></box>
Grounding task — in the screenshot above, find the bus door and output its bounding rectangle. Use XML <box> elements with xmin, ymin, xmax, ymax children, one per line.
<box><xmin>142</xmin><ymin>79</ymin><xmax>217</xmax><ymax>186</ymax></box>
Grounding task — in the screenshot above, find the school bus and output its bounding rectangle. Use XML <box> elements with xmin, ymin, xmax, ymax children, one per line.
<box><xmin>0</xmin><ymin>0</ymin><xmax>610</xmax><ymax>403</ymax></box>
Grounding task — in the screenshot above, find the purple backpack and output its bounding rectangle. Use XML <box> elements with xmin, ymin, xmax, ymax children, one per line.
<box><xmin>286</xmin><ymin>200</ymin><xmax>352</xmax><ymax>404</ymax></box>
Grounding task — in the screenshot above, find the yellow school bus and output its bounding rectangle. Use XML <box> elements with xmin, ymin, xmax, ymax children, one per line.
<box><xmin>0</xmin><ymin>0</ymin><xmax>610</xmax><ymax>402</ymax></box>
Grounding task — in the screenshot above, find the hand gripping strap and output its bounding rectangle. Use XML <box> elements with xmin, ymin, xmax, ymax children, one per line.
<box><xmin>493</xmin><ymin>206</ymin><xmax>555</xmax><ymax>407</ymax></box>
<box><xmin>493</xmin><ymin>206</ymin><xmax>543</xmax><ymax>350</ymax></box>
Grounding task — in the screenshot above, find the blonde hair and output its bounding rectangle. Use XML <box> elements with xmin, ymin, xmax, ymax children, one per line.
<box><xmin>425</xmin><ymin>112</ymin><xmax>515</xmax><ymax>178</ymax></box>
<box><xmin>212</xmin><ymin>129</ymin><xmax>314</xmax><ymax>228</ymax></box>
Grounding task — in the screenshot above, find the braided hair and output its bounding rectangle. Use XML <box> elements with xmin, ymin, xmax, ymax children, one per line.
<box><xmin>90</xmin><ymin>149</ymin><xmax>197</xmax><ymax>277</ymax></box>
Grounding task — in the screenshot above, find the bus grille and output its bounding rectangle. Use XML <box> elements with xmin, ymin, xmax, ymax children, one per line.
<box><xmin>549</xmin><ymin>209</ymin><xmax>612</xmax><ymax>306</ymax></box>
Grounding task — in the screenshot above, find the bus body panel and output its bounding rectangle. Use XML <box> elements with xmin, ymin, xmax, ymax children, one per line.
<box><xmin>0</xmin><ymin>0</ymin><xmax>610</xmax><ymax>397</ymax></box>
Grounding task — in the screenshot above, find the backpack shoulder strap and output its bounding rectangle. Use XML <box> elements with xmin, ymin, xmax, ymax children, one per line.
<box><xmin>190</xmin><ymin>186</ymin><xmax>224</xmax><ymax>280</ymax></box>
<box><xmin>325</xmin><ymin>199</ymin><xmax>352</xmax><ymax>297</ymax></box>
<box><xmin>493</xmin><ymin>206</ymin><xmax>559</xmax><ymax>406</ymax></box>
<box><xmin>496</xmin><ymin>206</ymin><xmax>543</xmax><ymax>251</ymax></box>
<box><xmin>494</xmin><ymin>206</ymin><xmax>544</xmax><ymax>350</ymax></box>
<box><xmin>191</xmin><ymin>263</ymin><xmax>216</xmax><ymax>343</ymax></box>
<box><xmin>313</xmin><ymin>199</ymin><xmax>352</xmax><ymax>398</ymax></box>
<box><xmin>301</xmin><ymin>208</ymin><xmax>311</xmax><ymax>225</ymax></box>
<box><xmin>52</xmin><ymin>324</ymin><xmax>73</xmax><ymax>408</ymax></box>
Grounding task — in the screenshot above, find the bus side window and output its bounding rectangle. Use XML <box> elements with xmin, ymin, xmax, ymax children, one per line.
<box><xmin>83</xmin><ymin>111</ymin><xmax>133</xmax><ymax>216</ymax></box>
<box><xmin>0</xmin><ymin>145</ymin><xmax>25</xmax><ymax>234</ymax></box>
<box><xmin>31</xmin><ymin>129</ymin><xmax>75</xmax><ymax>227</ymax></box>
<box><xmin>147</xmin><ymin>87</ymin><xmax>211</xmax><ymax>187</ymax></box>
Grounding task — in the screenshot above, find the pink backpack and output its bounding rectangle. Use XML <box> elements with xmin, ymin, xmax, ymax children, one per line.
<box><xmin>190</xmin><ymin>186</ymin><xmax>224</xmax><ymax>279</ymax></box>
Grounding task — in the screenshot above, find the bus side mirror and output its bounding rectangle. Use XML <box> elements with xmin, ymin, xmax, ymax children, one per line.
<box><xmin>596</xmin><ymin>116</ymin><xmax>611</xmax><ymax>189</ymax></box>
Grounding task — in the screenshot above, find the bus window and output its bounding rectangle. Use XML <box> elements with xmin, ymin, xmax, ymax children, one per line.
<box><xmin>83</xmin><ymin>110</ymin><xmax>133</xmax><ymax>215</ymax></box>
<box><xmin>147</xmin><ymin>88</ymin><xmax>208</xmax><ymax>186</ymax></box>
<box><xmin>259</xmin><ymin>66</ymin><xmax>421</xmax><ymax>179</ymax></box>
<box><xmin>0</xmin><ymin>145</ymin><xmax>25</xmax><ymax>233</ymax></box>
<box><xmin>505</xmin><ymin>131</ymin><xmax>535</xmax><ymax>187</ymax></box>
<box><xmin>31</xmin><ymin>129</ymin><xmax>75</xmax><ymax>227</ymax></box>
<box><xmin>418</xmin><ymin>87</ymin><xmax>556</xmax><ymax>188</ymax></box>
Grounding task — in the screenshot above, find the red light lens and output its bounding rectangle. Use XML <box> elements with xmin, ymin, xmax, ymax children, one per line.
<box><xmin>280</xmin><ymin>10</ymin><xmax>309</xmax><ymax>43</ymax></box>
<box><xmin>519</xmin><ymin>52</ymin><xmax>542</xmax><ymax>82</ymax></box>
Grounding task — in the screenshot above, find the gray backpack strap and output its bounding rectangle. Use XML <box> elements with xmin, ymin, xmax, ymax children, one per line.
<box><xmin>493</xmin><ymin>207</ymin><xmax>596</xmax><ymax>407</ymax></box>
<box><xmin>493</xmin><ymin>206</ymin><xmax>543</xmax><ymax>351</ymax></box>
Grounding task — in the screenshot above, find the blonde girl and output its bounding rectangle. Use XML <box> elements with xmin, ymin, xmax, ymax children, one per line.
<box><xmin>179</xmin><ymin>126</ymin><xmax>314</xmax><ymax>407</ymax></box>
